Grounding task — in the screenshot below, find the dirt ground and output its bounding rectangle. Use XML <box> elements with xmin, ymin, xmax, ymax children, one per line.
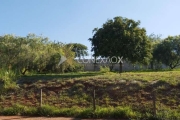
<box><xmin>0</xmin><ymin>116</ymin><xmax>126</xmax><ymax>120</ymax></box>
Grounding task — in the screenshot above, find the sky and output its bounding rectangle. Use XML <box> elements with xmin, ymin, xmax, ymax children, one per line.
<box><xmin>0</xmin><ymin>0</ymin><xmax>180</xmax><ymax>54</ymax></box>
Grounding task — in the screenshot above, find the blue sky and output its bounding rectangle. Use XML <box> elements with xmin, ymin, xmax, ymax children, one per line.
<box><xmin>0</xmin><ymin>0</ymin><xmax>180</xmax><ymax>53</ymax></box>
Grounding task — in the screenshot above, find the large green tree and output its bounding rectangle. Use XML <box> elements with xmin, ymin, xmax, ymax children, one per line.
<box><xmin>153</xmin><ymin>35</ymin><xmax>180</xmax><ymax>69</ymax></box>
<box><xmin>89</xmin><ymin>16</ymin><xmax>152</xmax><ymax>72</ymax></box>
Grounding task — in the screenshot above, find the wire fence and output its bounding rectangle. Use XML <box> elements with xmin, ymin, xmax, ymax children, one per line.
<box><xmin>1</xmin><ymin>85</ymin><xmax>178</xmax><ymax>117</ymax></box>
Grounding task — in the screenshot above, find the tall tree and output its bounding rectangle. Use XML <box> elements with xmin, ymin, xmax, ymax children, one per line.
<box><xmin>89</xmin><ymin>16</ymin><xmax>152</xmax><ymax>72</ymax></box>
<box><xmin>153</xmin><ymin>35</ymin><xmax>180</xmax><ymax>69</ymax></box>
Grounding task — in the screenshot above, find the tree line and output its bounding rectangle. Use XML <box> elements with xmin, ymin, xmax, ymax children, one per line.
<box><xmin>89</xmin><ymin>16</ymin><xmax>180</xmax><ymax>72</ymax></box>
<box><xmin>1</xmin><ymin>16</ymin><xmax>180</xmax><ymax>74</ymax></box>
<box><xmin>0</xmin><ymin>34</ymin><xmax>87</xmax><ymax>75</ymax></box>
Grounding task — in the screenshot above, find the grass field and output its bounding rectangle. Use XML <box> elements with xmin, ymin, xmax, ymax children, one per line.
<box><xmin>0</xmin><ymin>71</ymin><xmax>180</xmax><ymax>119</ymax></box>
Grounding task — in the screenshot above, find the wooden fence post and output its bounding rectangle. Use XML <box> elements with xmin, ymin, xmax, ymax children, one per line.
<box><xmin>93</xmin><ymin>87</ymin><xmax>96</xmax><ymax>111</ymax></box>
<box><xmin>40</xmin><ymin>89</ymin><xmax>42</xmax><ymax>107</ymax></box>
<box><xmin>153</xmin><ymin>91</ymin><xmax>156</xmax><ymax>117</ymax></box>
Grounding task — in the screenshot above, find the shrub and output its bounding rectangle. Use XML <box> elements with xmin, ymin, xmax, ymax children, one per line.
<box><xmin>2</xmin><ymin>104</ymin><xmax>24</xmax><ymax>115</ymax></box>
<box><xmin>37</xmin><ymin>105</ymin><xmax>59</xmax><ymax>116</ymax></box>
<box><xmin>22</xmin><ymin>107</ymin><xmax>37</xmax><ymax>116</ymax></box>
<box><xmin>78</xmin><ymin>108</ymin><xmax>93</xmax><ymax>118</ymax></box>
<box><xmin>93</xmin><ymin>106</ymin><xmax>137</xmax><ymax>119</ymax></box>
<box><xmin>100</xmin><ymin>66</ymin><xmax>110</xmax><ymax>73</ymax></box>
<box><xmin>0</xmin><ymin>68</ymin><xmax>19</xmax><ymax>92</ymax></box>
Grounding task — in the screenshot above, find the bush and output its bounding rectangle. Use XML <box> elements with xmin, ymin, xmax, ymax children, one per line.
<box><xmin>78</xmin><ymin>108</ymin><xmax>93</xmax><ymax>118</ymax></box>
<box><xmin>2</xmin><ymin>104</ymin><xmax>25</xmax><ymax>115</ymax></box>
<box><xmin>2</xmin><ymin>107</ymin><xmax>17</xmax><ymax>115</ymax></box>
<box><xmin>100</xmin><ymin>66</ymin><xmax>110</xmax><ymax>73</ymax></box>
<box><xmin>94</xmin><ymin>106</ymin><xmax>137</xmax><ymax>119</ymax></box>
<box><xmin>22</xmin><ymin>107</ymin><xmax>37</xmax><ymax>116</ymax></box>
<box><xmin>0</xmin><ymin>68</ymin><xmax>19</xmax><ymax>92</ymax></box>
<box><xmin>37</xmin><ymin>105</ymin><xmax>59</xmax><ymax>116</ymax></box>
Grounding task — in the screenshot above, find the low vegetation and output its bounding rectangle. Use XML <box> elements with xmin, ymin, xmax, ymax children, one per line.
<box><xmin>0</xmin><ymin>71</ymin><xmax>180</xmax><ymax>119</ymax></box>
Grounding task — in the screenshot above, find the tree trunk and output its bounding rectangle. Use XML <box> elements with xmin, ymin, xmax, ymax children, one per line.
<box><xmin>110</xmin><ymin>63</ymin><xmax>114</xmax><ymax>71</ymax></box>
<box><xmin>119</xmin><ymin>62</ymin><xmax>122</xmax><ymax>73</ymax></box>
<box><xmin>150</xmin><ymin>61</ymin><xmax>154</xmax><ymax>70</ymax></box>
<box><xmin>94</xmin><ymin>56</ymin><xmax>97</xmax><ymax>71</ymax></box>
<box><xmin>20</xmin><ymin>68</ymin><xmax>28</xmax><ymax>75</ymax></box>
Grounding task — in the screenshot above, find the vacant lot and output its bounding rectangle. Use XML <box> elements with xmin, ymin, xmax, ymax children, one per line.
<box><xmin>0</xmin><ymin>71</ymin><xmax>180</xmax><ymax>119</ymax></box>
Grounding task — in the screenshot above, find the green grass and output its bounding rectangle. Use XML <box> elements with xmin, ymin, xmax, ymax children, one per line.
<box><xmin>19</xmin><ymin>72</ymin><xmax>104</xmax><ymax>83</ymax></box>
<box><xmin>0</xmin><ymin>104</ymin><xmax>180</xmax><ymax>119</ymax></box>
<box><xmin>0</xmin><ymin>104</ymin><xmax>150</xmax><ymax>119</ymax></box>
<box><xmin>1</xmin><ymin>70</ymin><xmax>180</xmax><ymax>118</ymax></box>
<box><xmin>19</xmin><ymin>69</ymin><xmax>180</xmax><ymax>84</ymax></box>
<box><xmin>81</xmin><ymin>71</ymin><xmax>180</xmax><ymax>85</ymax></box>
